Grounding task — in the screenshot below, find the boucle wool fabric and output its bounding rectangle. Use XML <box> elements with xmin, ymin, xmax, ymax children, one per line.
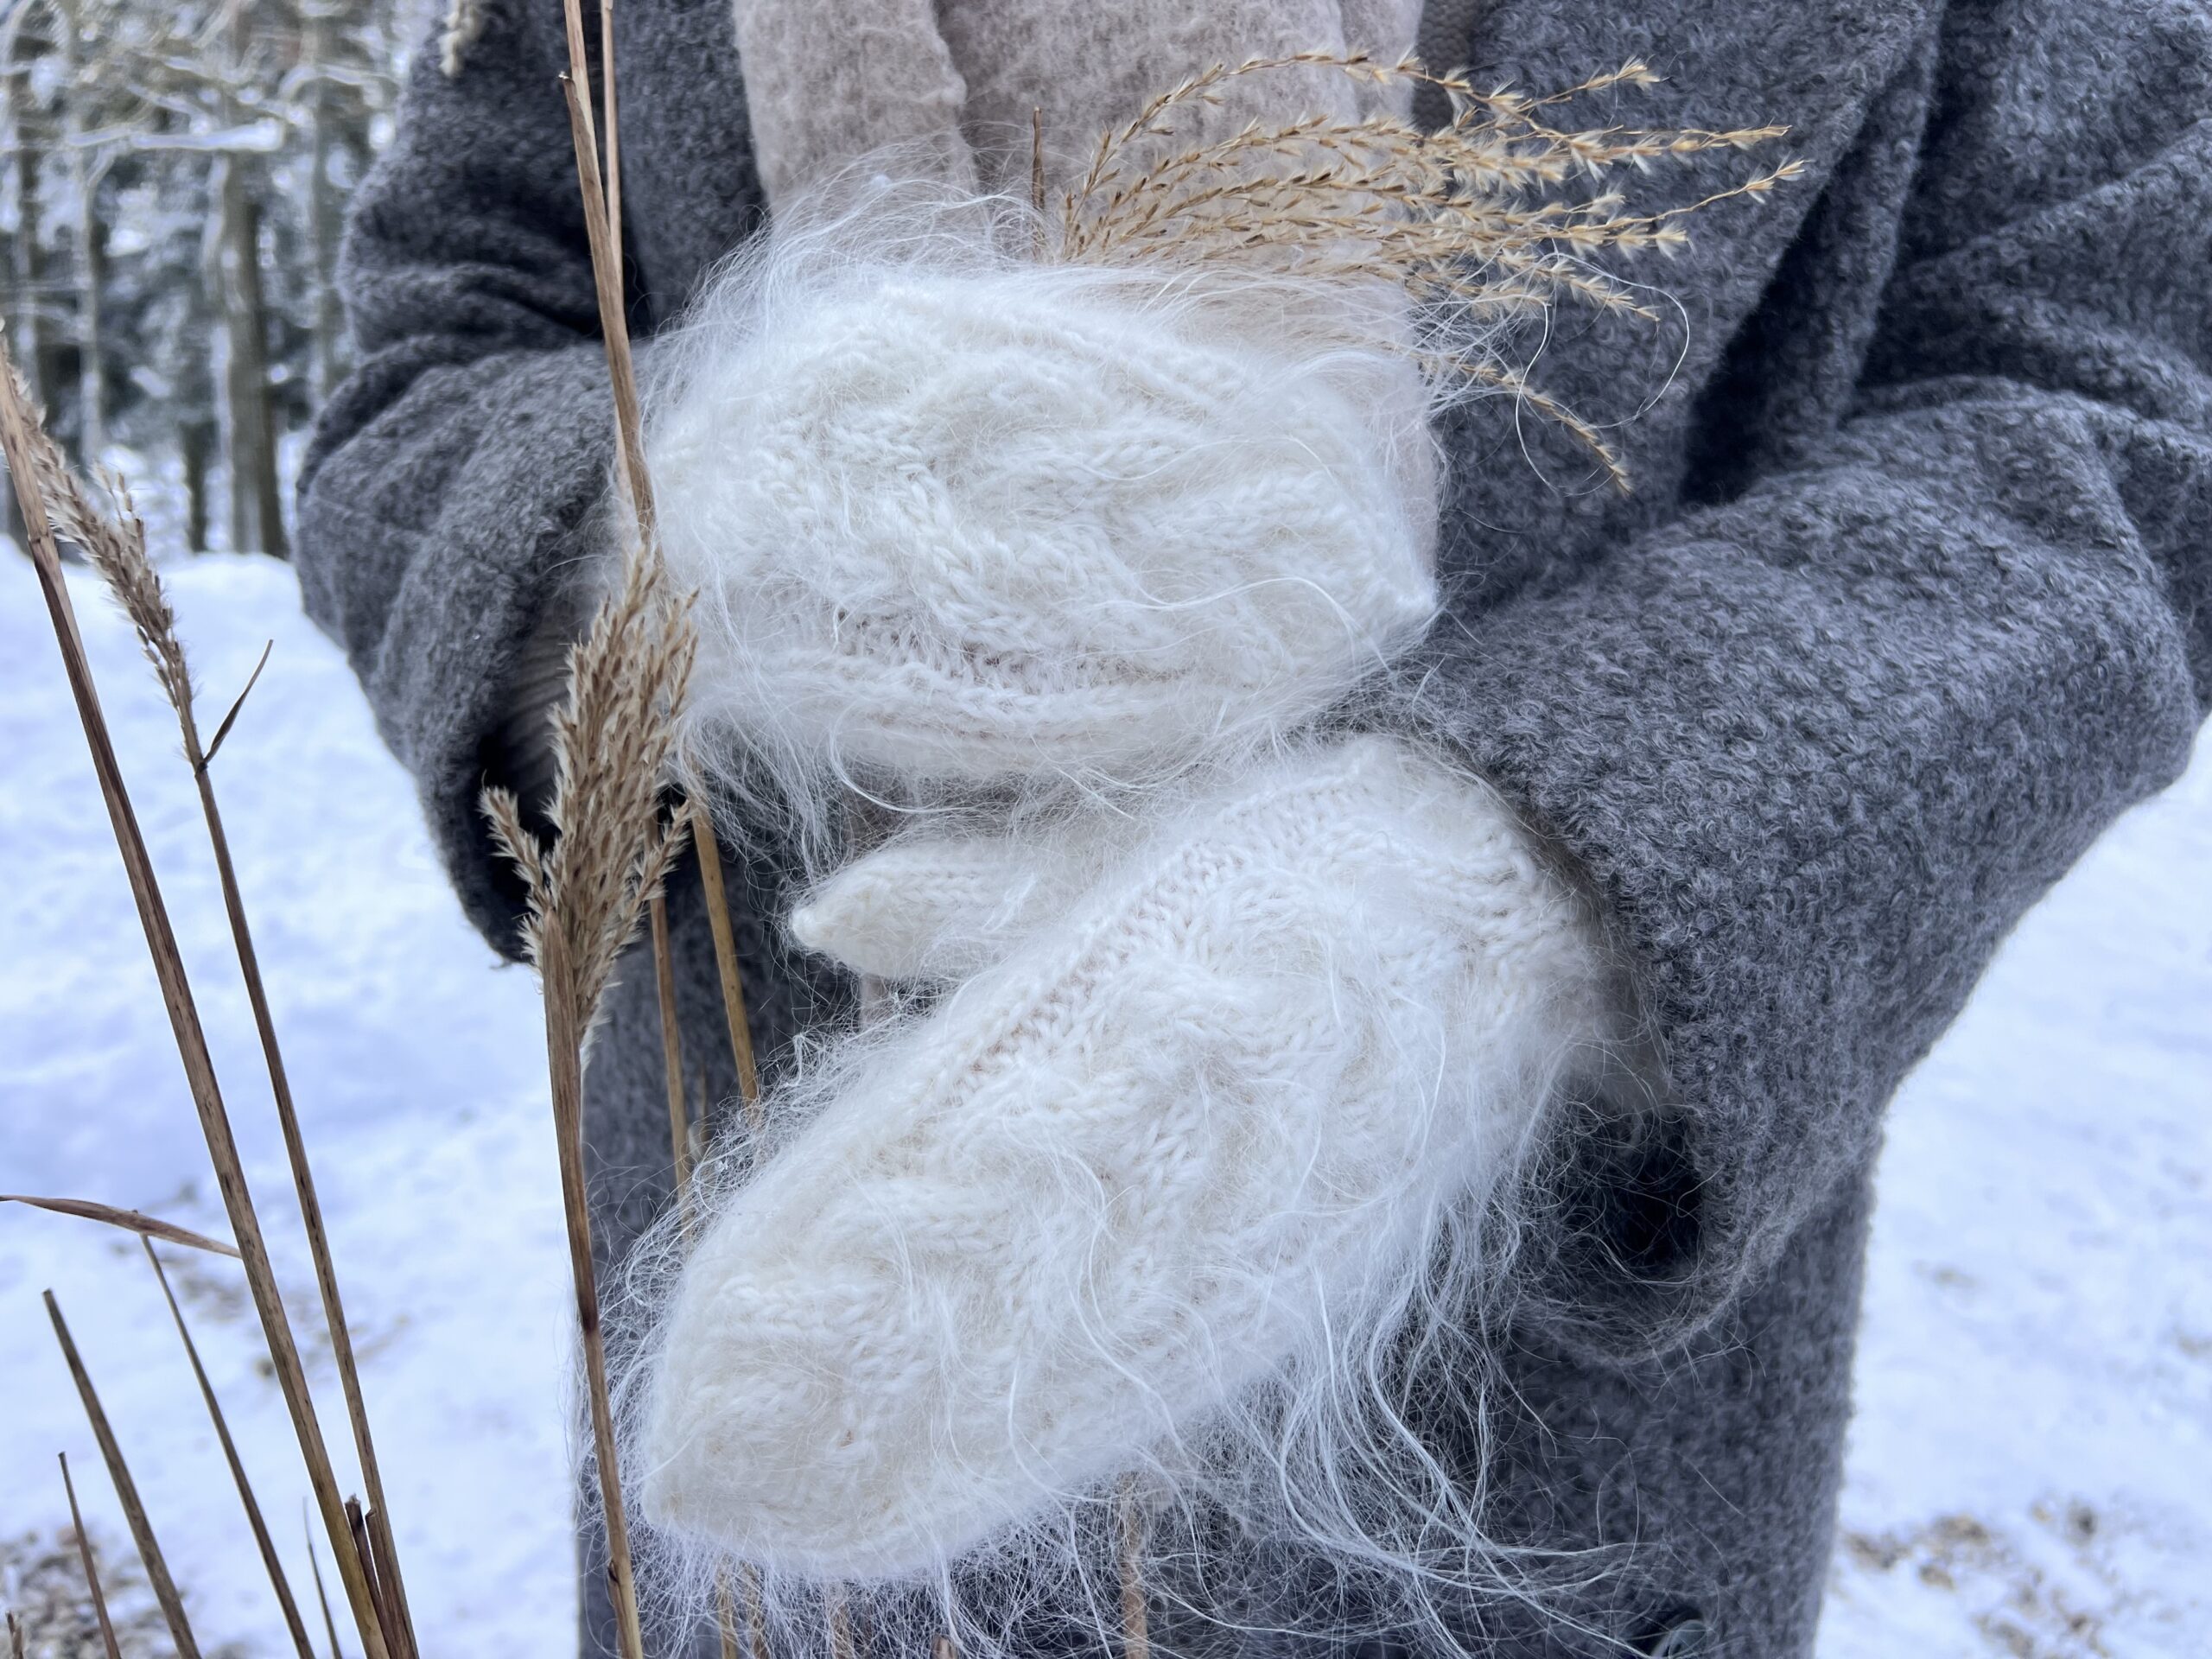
<box><xmin>637</xmin><ymin>738</ymin><xmax>1609</xmax><ymax>1578</ymax></box>
<box><xmin>296</xmin><ymin>0</ymin><xmax>2212</xmax><ymax>1652</ymax></box>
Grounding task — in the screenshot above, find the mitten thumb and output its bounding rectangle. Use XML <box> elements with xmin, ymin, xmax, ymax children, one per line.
<box><xmin>789</xmin><ymin>828</ymin><xmax>1096</xmax><ymax>982</ymax></box>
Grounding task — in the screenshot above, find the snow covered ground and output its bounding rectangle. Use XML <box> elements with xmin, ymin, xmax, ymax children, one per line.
<box><xmin>2</xmin><ymin>550</ymin><xmax>2205</xmax><ymax>1657</ymax></box>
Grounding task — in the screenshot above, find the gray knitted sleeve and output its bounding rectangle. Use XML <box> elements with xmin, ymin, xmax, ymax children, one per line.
<box><xmin>1415</xmin><ymin>3</ymin><xmax>2212</xmax><ymax>1357</ymax></box>
<box><xmin>295</xmin><ymin>0</ymin><xmax>637</xmax><ymax>955</ymax></box>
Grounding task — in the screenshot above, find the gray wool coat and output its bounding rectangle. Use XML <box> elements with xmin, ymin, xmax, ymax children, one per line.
<box><xmin>294</xmin><ymin>0</ymin><xmax>2212</xmax><ymax>1653</ymax></box>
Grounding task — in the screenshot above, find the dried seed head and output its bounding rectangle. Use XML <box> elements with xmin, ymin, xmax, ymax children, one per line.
<box><xmin>4</xmin><ymin>362</ymin><xmax>193</xmax><ymax>716</ymax></box>
<box><xmin>485</xmin><ymin>531</ymin><xmax>699</xmax><ymax>1036</ymax></box>
<box><xmin>1055</xmin><ymin>54</ymin><xmax>1801</xmax><ymax>484</ymax></box>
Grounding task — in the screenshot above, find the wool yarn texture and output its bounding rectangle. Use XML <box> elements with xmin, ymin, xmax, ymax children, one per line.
<box><xmin>621</xmin><ymin>736</ymin><xmax>1616</xmax><ymax>1598</ymax></box>
<box><xmin>645</xmin><ymin>191</ymin><xmax>1442</xmax><ymax>810</ymax></box>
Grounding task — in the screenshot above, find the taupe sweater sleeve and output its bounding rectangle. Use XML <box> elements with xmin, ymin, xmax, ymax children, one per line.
<box><xmin>296</xmin><ymin>2</ymin><xmax>669</xmax><ymax>955</ymax></box>
<box><xmin>1416</xmin><ymin>0</ymin><xmax>2212</xmax><ymax>1356</ymax></box>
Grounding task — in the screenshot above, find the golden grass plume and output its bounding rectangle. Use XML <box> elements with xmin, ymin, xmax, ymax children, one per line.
<box><xmin>1058</xmin><ymin>54</ymin><xmax>1803</xmax><ymax>484</ymax></box>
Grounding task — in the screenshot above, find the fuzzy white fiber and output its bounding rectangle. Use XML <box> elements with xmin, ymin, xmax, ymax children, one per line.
<box><xmin>645</xmin><ymin>188</ymin><xmax>1442</xmax><ymax>810</ymax></box>
<box><xmin>613</xmin><ymin>736</ymin><xmax>1620</xmax><ymax>1651</ymax></box>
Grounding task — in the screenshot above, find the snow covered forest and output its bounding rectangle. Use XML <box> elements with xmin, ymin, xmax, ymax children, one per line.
<box><xmin>2</xmin><ymin>0</ymin><xmax>401</xmax><ymax>555</ymax></box>
<box><xmin>2</xmin><ymin>4</ymin><xmax>2209</xmax><ymax>1657</ymax></box>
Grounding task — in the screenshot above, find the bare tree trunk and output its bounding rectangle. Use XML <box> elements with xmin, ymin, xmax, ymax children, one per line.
<box><xmin>210</xmin><ymin>159</ymin><xmax>288</xmax><ymax>556</ymax></box>
<box><xmin>303</xmin><ymin>2</ymin><xmax>344</xmax><ymax>403</ymax></box>
<box><xmin>181</xmin><ymin>417</ymin><xmax>213</xmax><ymax>553</ymax></box>
<box><xmin>55</xmin><ymin>0</ymin><xmax>103</xmax><ymax>466</ymax></box>
<box><xmin>5</xmin><ymin>35</ymin><xmax>62</xmax><ymax>551</ymax></box>
<box><xmin>7</xmin><ymin>77</ymin><xmax>57</xmax><ymax>408</ymax></box>
<box><xmin>70</xmin><ymin>155</ymin><xmax>105</xmax><ymax>464</ymax></box>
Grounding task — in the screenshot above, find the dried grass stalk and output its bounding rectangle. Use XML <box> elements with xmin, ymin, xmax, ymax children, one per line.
<box><xmin>144</xmin><ymin>1240</ymin><xmax>316</xmax><ymax>1659</ymax></box>
<box><xmin>473</xmin><ymin>5</ymin><xmax>700</xmax><ymax>1656</ymax></box>
<box><xmin>687</xmin><ymin>802</ymin><xmax>761</xmax><ymax>1123</ymax></box>
<box><xmin>1057</xmin><ymin>53</ymin><xmax>1801</xmax><ymax>486</ymax></box>
<box><xmin>650</xmin><ymin>890</ymin><xmax>694</xmax><ymax>1208</ymax></box>
<box><xmin>33</xmin><ymin>449</ymin><xmax>411</xmax><ymax>1649</ymax></box>
<box><xmin>306</xmin><ymin>1514</ymin><xmax>345</xmax><ymax>1659</ymax></box>
<box><xmin>715</xmin><ymin>1577</ymin><xmax>744</xmax><ymax>1659</ymax></box>
<box><xmin>481</xmin><ymin>661</ymin><xmax>684</xmax><ymax>1659</ymax></box>
<box><xmin>2</xmin><ymin>1193</ymin><xmax>240</xmax><ymax>1258</ymax></box>
<box><xmin>56</xmin><ymin>1453</ymin><xmax>124</xmax><ymax>1659</ymax></box>
<box><xmin>42</xmin><ymin>1294</ymin><xmax>200</xmax><ymax>1659</ymax></box>
<box><xmin>0</xmin><ymin>346</ymin><xmax>395</xmax><ymax>1659</ymax></box>
<box><xmin>738</xmin><ymin>1561</ymin><xmax>768</xmax><ymax>1659</ymax></box>
<box><xmin>1115</xmin><ymin>1479</ymin><xmax>1149</xmax><ymax>1659</ymax></box>
<box><xmin>477</xmin><ymin>527</ymin><xmax>690</xmax><ymax>1659</ymax></box>
<box><xmin>360</xmin><ymin>1508</ymin><xmax>414</xmax><ymax>1659</ymax></box>
<box><xmin>343</xmin><ymin>1502</ymin><xmax>390</xmax><ymax>1646</ymax></box>
<box><xmin>138</xmin><ymin>598</ymin><xmax>414</xmax><ymax>1646</ymax></box>
<box><xmin>648</xmin><ymin>887</ymin><xmax>760</xmax><ymax>1659</ymax></box>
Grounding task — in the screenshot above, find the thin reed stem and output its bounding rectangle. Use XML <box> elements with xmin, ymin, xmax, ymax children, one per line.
<box><xmin>650</xmin><ymin>889</ymin><xmax>693</xmax><ymax>1208</ymax></box>
<box><xmin>744</xmin><ymin>1564</ymin><xmax>770</xmax><ymax>1659</ymax></box>
<box><xmin>1116</xmin><ymin>1478</ymin><xmax>1149</xmax><ymax>1659</ymax></box>
<box><xmin>0</xmin><ymin>340</ymin><xmax>394</xmax><ymax>1659</ymax></box>
<box><xmin>3</xmin><ymin>1193</ymin><xmax>238</xmax><ymax>1258</ymax></box>
<box><xmin>57</xmin><ymin>1453</ymin><xmax>123</xmax><ymax>1659</ymax></box>
<box><xmin>649</xmin><ymin>887</ymin><xmax>755</xmax><ymax>1659</ymax></box>
<box><xmin>43</xmin><ymin>1293</ymin><xmax>199</xmax><ymax>1659</ymax></box>
<box><xmin>557</xmin><ymin>0</ymin><xmax>654</xmax><ymax>544</ymax></box>
<box><xmin>599</xmin><ymin>0</ymin><xmax>621</xmax><ymax>251</ymax></box>
<box><xmin>500</xmin><ymin>5</ymin><xmax>693</xmax><ymax>1654</ymax></box>
<box><xmin>343</xmin><ymin>1501</ymin><xmax>391</xmax><ymax>1646</ymax></box>
<box><xmin>360</xmin><ymin>1510</ymin><xmax>414</xmax><ymax>1659</ymax></box>
<box><xmin>715</xmin><ymin>1576</ymin><xmax>742</xmax><ymax>1659</ymax></box>
<box><xmin>183</xmin><ymin>645</ymin><xmax>418</xmax><ymax>1659</ymax></box>
<box><xmin>144</xmin><ymin>1240</ymin><xmax>316</xmax><ymax>1659</ymax></box>
<box><xmin>307</xmin><ymin>1511</ymin><xmax>345</xmax><ymax>1659</ymax></box>
<box><xmin>688</xmin><ymin>802</ymin><xmax>760</xmax><ymax>1122</ymax></box>
<box><xmin>543</xmin><ymin>925</ymin><xmax>646</xmax><ymax>1659</ymax></box>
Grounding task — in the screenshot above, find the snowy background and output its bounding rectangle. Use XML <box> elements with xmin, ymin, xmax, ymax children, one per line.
<box><xmin>1</xmin><ymin>550</ymin><xmax>2206</xmax><ymax>1657</ymax></box>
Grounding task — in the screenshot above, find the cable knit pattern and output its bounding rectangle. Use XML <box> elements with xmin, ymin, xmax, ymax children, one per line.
<box><xmin>649</xmin><ymin>254</ymin><xmax>1439</xmax><ymax>788</ymax></box>
<box><xmin>635</xmin><ymin>737</ymin><xmax>1613</xmax><ymax>1578</ymax></box>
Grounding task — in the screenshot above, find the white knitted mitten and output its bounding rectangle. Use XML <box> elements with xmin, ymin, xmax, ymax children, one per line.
<box><xmin>633</xmin><ymin>0</ymin><xmax>1441</xmax><ymax>794</ymax></box>
<box><xmin>637</xmin><ymin>737</ymin><xmax>1615</xmax><ymax>1579</ymax></box>
<box><xmin>649</xmin><ymin>261</ymin><xmax>1439</xmax><ymax>789</ymax></box>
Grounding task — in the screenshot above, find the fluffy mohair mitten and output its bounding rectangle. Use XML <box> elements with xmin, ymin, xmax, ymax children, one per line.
<box><xmin>647</xmin><ymin>229</ymin><xmax>1440</xmax><ymax>796</ymax></box>
<box><xmin>629</xmin><ymin>0</ymin><xmax>1434</xmax><ymax>800</ymax></box>
<box><xmin>632</xmin><ymin>736</ymin><xmax>1613</xmax><ymax>1579</ymax></box>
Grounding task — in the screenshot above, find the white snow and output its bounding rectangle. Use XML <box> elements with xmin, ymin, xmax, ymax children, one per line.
<box><xmin>0</xmin><ymin>552</ymin><xmax>572</xmax><ymax>1654</ymax></box>
<box><xmin>1</xmin><ymin>549</ymin><xmax>2206</xmax><ymax>1656</ymax></box>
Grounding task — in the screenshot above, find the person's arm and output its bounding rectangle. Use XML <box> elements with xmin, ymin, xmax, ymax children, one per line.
<box><xmin>296</xmin><ymin>1</ymin><xmax>713</xmax><ymax>954</ymax></box>
<box><xmin>1414</xmin><ymin>0</ymin><xmax>2212</xmax><ymax>1354</ymax></box>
